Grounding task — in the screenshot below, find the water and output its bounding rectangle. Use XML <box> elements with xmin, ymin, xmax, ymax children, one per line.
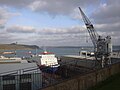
<box><xmin>0</xmin><ymin>46</ymin><xmax>120</xmax><ymax>58</ymax></box>
<box><xmin>9</xmin><ymin>47</ymin><xmax>84</xmax><ymax>57</ymax></box>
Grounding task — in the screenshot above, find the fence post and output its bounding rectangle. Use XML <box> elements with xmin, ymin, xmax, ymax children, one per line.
<box><xmin>15</xmin><ymin>75</ymin><xmax>20</xmax><ymax>90</ymax></box>
<box><xmin>0</xmin><ymin>76</ymin><xmax>3</xmax><ymax>90</ymax></box>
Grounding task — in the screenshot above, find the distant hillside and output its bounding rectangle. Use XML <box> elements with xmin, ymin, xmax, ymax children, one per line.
<box><xmin>0</xmin><ymin>44</ymin><xmax>39</xmax><ymax>50</ymax></box>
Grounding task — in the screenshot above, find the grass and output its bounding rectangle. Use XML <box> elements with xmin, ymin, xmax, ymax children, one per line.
<box><xmin>88</xmin><ymin>73</ymin><xmax>120</xmax><ymax>90</ymax></box>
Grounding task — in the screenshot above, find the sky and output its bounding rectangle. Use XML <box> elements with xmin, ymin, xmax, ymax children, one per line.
<box><xmin>0</xmin><ymin>0</ymin><xmax>120</xmax><ymax>46</ymax></box>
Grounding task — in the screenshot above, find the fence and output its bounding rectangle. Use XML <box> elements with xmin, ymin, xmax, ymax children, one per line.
<box><xmin>41</xmin><ymin>62</ymin><xmax>120</xmax><ymax>90</ymax></box>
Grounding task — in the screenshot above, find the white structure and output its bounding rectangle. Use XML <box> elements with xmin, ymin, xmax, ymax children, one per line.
<box><xmin>31</xmin><ymin>51</ymin><xmax>59</xmax><ymax>67</ymax></box>
<box><xmin>0</xmin><ymin>56</ymin><xmax>42</xmax><ymax>90</ymax></box>
<box><xmin>79</xmin><ymin>51</ymin><xmax>94</xmax><ymax>58</ymax></box>
<box><xmin>0</xmin><ymin>56</ymin><xmax>28</xmax><ymax>64</ymax></box>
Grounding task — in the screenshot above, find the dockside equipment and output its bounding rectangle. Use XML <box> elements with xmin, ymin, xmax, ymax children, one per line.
<box><xmin>79</xmin><ymin>7</ymin><xmax>112</xmax><ymax>68</ymax></box>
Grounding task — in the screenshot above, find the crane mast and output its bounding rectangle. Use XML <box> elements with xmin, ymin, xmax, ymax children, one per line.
<box><xmin>78</xmin><ymin>7</ymin><xmax>98</xmax><ymax>49</ymax></box>
<box><xmin>78</xmin><ymin>7</ymin><xmax>112</xmax><ymax>68</ymax></box>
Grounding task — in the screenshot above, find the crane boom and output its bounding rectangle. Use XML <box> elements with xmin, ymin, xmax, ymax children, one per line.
<box><xmin>78</xmin><ymin>7</ymin><xmax>112</xmax><ymax>68</ymax></box>
<box><xmin>78</xmin><ymin>7</ymin><xmax>98</xmax><ymax>49</ymax></box>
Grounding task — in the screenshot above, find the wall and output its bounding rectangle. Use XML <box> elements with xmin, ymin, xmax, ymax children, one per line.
<box><xmin>42</xmin><ymin>62</ymin><xmax>120</xmax><ymax>90</ymax></box>
<box><xmin>60</xmin><ymin>56</ymin><xmax>96</xmax><ymax>68</ymax></box>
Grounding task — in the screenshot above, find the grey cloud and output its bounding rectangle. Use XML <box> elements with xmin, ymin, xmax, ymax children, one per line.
<box><xmin>0</xmin><ymin>0</ymin><xmax>100</xmax><ymax>19</ymax></box>
<box><xmin>36</xmin><ymin>24</ymin><xmax>120</xmax><ymax>46</ymax></box>
<box><xmin>86</xmin><ymin>23</ymin><xmax>120</xmax><ymax>45</ymax></box>
<box><xmin>6</xmin><ymin>25</ymin><xmax>36</xmax><ymax>33</ymax></box>
<box><xmin>0</xmin><ymin>0</ymin><xmax>33</xmax><ymax>8</ymax></box>
<box><xmin>77</xmin><ymin>0</ymin><xmax>120</xmax><ymax>45</ymax></box>
<box><xmin>0</xmin><ymin>0</ymin><xmax>120</xmax><ymax>46</ymax></box>
<box><xmin>0</xmin><ymin>29</ymin><xmax>37</xmax><ymax>44</ymax></box>
<box><xmin>0</xmin><ymin>27</ymin><xmax>89</xmax><ymax>46</ymax></box>
<box><xmin>35</xmin><ymin>33</ymin><xmax>90</xmax><ymax>46</ymax></box>
<box><xmin>38</xmin><ymin>26</ymin><xmax>85</xmax><ymax>35</ymax></box>
<box><xmin>29</xmin><ymin>0</ymin><xmax>100</xmax><ymax>16</ymax></box>
<box><xmin>92</xmin><ymin>0</ymin><xmax>120</xmax><ymax>24</ymax></box>
<box><xmin>95</xmin><ymin>23</ymin><xmax>120</xmax><ymax>32</ymax></box>
<box><xmin>0</xmin><ymin>31</ymin><xmax>15</xmax><ymax>43</ymax></box>
<box><xmin>35</xmin><ymin>26</ymin><xmax>91</xmax><ymax>46</ymax></box>
<box><xmin>0</xmin><ymin>0</ymin><xmax>100</xmax><ymax>17</ymax></box>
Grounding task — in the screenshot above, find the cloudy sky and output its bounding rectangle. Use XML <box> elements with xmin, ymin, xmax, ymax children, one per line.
<box><xmin>0</xmin><ymin>0</ymin><xmax>120</xmax><ymax>46</ymax></box>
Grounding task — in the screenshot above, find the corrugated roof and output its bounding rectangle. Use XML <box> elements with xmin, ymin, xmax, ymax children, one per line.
<box><xmin>0</xmin><ymin>63</ymin><xmax>41</xmax><ymax>76</ymax></box>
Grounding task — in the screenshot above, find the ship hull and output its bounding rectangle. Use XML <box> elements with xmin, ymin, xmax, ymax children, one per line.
<box><xmin>39</xmin><ymin>65</ymin><xmax>60</xmax><ymax>73</ymax></box>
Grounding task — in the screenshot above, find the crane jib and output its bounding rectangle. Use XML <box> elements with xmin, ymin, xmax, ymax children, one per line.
<box><xmin>78</xmin><ymin>7</ymin><xmax>112</xmax><ymax>68</ymax></box>
<box><xmin>85</xmin><ymin>24</ymin><xmax>94</xmax><ymax>29</ymax></box>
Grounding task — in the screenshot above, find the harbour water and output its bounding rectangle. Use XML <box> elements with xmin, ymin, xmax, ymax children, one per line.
<box><xmin>0</xmin><ymin>46</ymin><xmax>120</xmax><ymax>58</ymax></box>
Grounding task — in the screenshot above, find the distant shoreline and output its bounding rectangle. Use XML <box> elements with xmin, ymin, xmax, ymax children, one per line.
<box><xmin>0</xmin><ymin>44</ymin><xmax>39</xmax><ymax>50</ymax></box>
<box><xmin>40</xmin><ymin>45</ymin><xmax>120</xmax><ymax>48</ymax></box>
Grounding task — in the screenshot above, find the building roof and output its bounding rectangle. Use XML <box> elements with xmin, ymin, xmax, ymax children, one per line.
<box><xmin>0</xmin><ymin>63</ymin><xmax>41</xmax><ymax>76</ymax></box>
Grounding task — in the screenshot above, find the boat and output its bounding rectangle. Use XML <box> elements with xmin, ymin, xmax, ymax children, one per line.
<box><xmin>0</xmin><ymin>55</ymin><xmax>28</xmax><ymax>64</ymax></box>
<box><xmin>2</xmin><ymin>51</ymin><xmax>16</xmax><ymax>54</ymax></box>
<box><xmin>30</xmin><ymin>50</ymin><xmax>60</xmax><ymax>73</ymax></box>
